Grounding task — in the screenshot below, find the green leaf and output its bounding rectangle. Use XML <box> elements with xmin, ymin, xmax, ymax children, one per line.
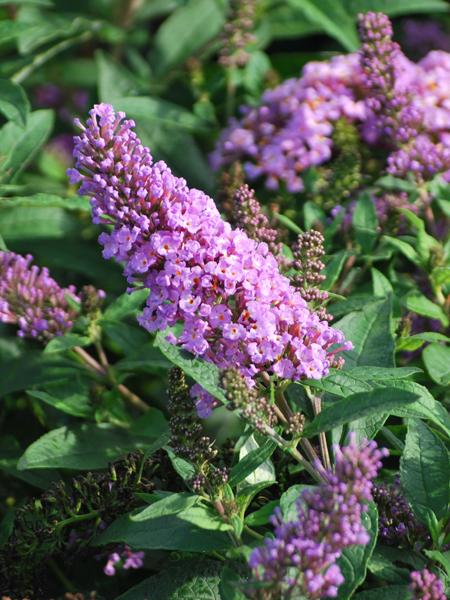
<box><xmin>44</xmin><ymin>333</ymin><xmax>89</xmax><ymax>354</ymax></box>
<box><xmin>280</xmin><ymin>484</ymin><xmax>307</xmax><ymax>521</ymax></box>
<box><xmin>0</xmin><ymin>351</ymin><xmax>83</xmax><ymax>396</ymax></box>
<box><xmin>116</xmin><ymin>559</ymin><xmax>222</xmax><ymax>600</ymax></box>
<box><xmin>96</xmin><ymin>503</ymin><xmax>233</xmax><ymax>552</ymax></box>
<box><xmin>422</xmin><ymin>344</ymin><xmax>450</xmax><ymax>386</ymax></box>
<box><xmin>335</xmin><ymin>297</ymin><xmax>395</xmax><ymax>368</ymax></box>
<box><xmin>353</xmin><ymin>194</ymin><xmax>378</xmax><ymax>253</ymax></box>
<box><xmin>219</xmin><ymin>566</ymin><xmax>247</xmax><ymax>600</ymax></box>
<box><xmin>18</xmin><ymin>423</ymin><xmax>167</xmax><ymax>470</ymax></box>
<box><xmin>131</xmin><ymin>492</ymin><xmax>199</xmax><ymax>520</ymax></box>
<box><xmin>383</xmin><ymin>236</ymin><xmax>420</xmax><ymax>265</ymax></box>
<box><xmin>0</xmin><ymin>194</ymin><xmax>90</xmax><ymax>211</ymax></box>
<box><xmin>274</xmin><ymin>212</ymin><xmax>303</xmax><ymax>234</ymax></box>
<box><xmin>229</xmin><ymin>438</ymin><xmax>277</xmax><ymax>487</ymax></box>
<box><xmin>371</xmin><ymin>267</ymin><xmax>393</xmax><ymax>297</ymax></box>
<box><xmin>0</xmin><ymin>206</ymin><xmax>80</xmax><ymax>240</ymax></box>
<box><xmin>0</xmin><ymin>79</ymin><xmax>29</xmax><ymax>126</ymax></box>
<box><xmin>152</xmin><ymin>0</ymin><xmax>226</xmax><ymax>74</ymax></box>
<box><xmin>96</xmin><ymin>50</ymin><xmax>141</xmax><ymax>103</ymax></box>
<box><xmin>400</xmin><ymin>419</ymin><xmax>450</xmax><ymax>522</ymax></box>
<box><xmin>396</xmin><ymin>332</ymin><xmax>450</xmax><ymax>352</ymax></box>
<box><xmin>115</xmin><ymin>342</ymin><xmax>171</xmax><ymax>375</ymax></box>
<box><xmin>323</xmin><ymin>250</ymin><xmax>350</xmax><ymax>290</ymax></box>
<box><xmin>113</xmin><ymin>96</ymin><xmax>206</xmax><ymax>133</ymax></box>
<box><xmin>303</xmin><ymin>388</ymin><xmax>419</xmax><ymax>438</ymax></box>
<box><xmin>26</xmin><ymin>378</ymin><xmax>93</xmax><ymax>418</ymax></box>
<box><xmin>286</xmin><ymin>0</ymin><xmax>358</xmax><ymax>51</ymax></box>
<box><xmin>0</xmin><ymin>109</ymin><xmax>54</xmax><ymax>183</ymax></box>
<box><xmin>423</xmin><ymin>550</ymin><xmax>450</xmax><ymax>578</ymax></box>
<box><xmin>245</xmin><ymin>500</ymin><xmax>278</xmax><ymax>527</ymax></box>
<box><xmin>336</xmin><ymin>502</ymin><xmax>378</xmax><ymax>599</ymax></box>
<box><xmin>345</xmin><ymin>0</ymin><xmax>449</xmax><ymax>17</ymax></box>
<box><xmin>102</xmin><ymin>289</ymin><xmax>149</xmax><ymax>322</ymax></box>
<box><xmin>154</xmin><ymin>331</ymin><xmax>227</xmax><ymax>405</ymax></box>
<box><xmin>402</xmin><ymin>292</ymin><xmax>448</xmax><ymax>327</ymax></box>
<box><xmin>377</xmin><ymin>380</ymin><xmax>450</xmax><ymax>438</ymax></box>
<box><xmin>353</xmin><ymin>586</ymin><xmax>410</xmax><ymax>600</ymax></box>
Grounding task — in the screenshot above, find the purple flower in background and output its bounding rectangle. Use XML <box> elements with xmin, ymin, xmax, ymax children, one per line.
<box><xmin>402</xmin><ymin>19</ymin><xmax>450</xmax><ymax>58</ymax></box>
<box><xmin>104</xmin><ymin>546</ymin><xmax>145</xmax><ymax>576</ymax></box>
<box><xmin>409</xmin><ymin>569</ymin><xmax>446</xmax><ymax>600</ymax></box>
<box><xmin>0</xmin><ymin>251</ymin><xmax>79</xmax><ymax>341</ymax></box>
<box><xmin>248</xmin><ymin>435</ymin><xmax>388</xmax><ymax>598</ymax></box>
<box><xmin>70</xmin><ymin>104</ymin><xmax>351</xmax><ymax>395</ymax></box>
<box><xmin>212</xmin><ymin>12</ymin><xmax>450</xmax><ymax>191</ymax></box>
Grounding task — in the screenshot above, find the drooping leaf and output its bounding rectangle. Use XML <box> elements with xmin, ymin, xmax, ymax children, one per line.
<box><xmin>400</xmin><ymin>419</ymin><xmax>450</xmax><ymax>523</ymax></box>
<box><xmin>17</xmin><ymin>423</ymin><xmax>167</xmax><ymax>470</ymax></box>
<box><xmin>95</xmin><ymin>502</ymin><xmax>233</xmax><ymax>552</ymax></box>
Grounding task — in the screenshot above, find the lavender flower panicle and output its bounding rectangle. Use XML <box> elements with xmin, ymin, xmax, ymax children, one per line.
<box><xmin>0</xmin><ymin>251</ymin><xmax>79</xmax><ymax>341</ymax></box>
<box><xmin>249</xmin><ymin>436</ymin><xmax>388</xmax><ymax>599</ymax></box>
<box><xmin>70</xmin><ymin>104</ymin><xmax>351</xmax><ymax>401</ymax></box>
<box><xmin>212</xmin><ymin>12</ymin><xmax>450</xmax><ymax>191</ymax></box>
<box><xmin>409</xmin><ymin>569</ymin><xmax>446</xmax><ymax>600</ymax></box>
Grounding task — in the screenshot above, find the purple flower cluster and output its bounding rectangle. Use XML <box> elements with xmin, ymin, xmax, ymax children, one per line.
<box><xmin>410</xmin><ymin>569</ymin><xmax>446</xmax><ymax>600</ymax></box>
<box><xmin>104</xmin><ymin>546</ymin><xmax>144</xmax><ymax>576</ymax></box>
<box><xmin>0</xmin><ymin>251</ymin><xmax>79</xmax><ymax>341</ymax></box>
<box><xmin>70</xmin><ymin>104</ymin><xmax>350</xmax><ymax>392</ymax></box>
<box><xmin>211</xmin><ymin>53</ymin><xmax>365</xmax><ymax>192</ymax></box>
<box><xmin>249</xmin><ymin>436</ymin><xmax>388</xmax><ymax>599</ymax></box>
<box><xmin>212</xmin><ymin>12</ymin><xmax>450</xmax><ymax>190</ymax></box>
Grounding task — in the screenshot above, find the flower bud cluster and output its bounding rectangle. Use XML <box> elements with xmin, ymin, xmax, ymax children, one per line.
<box><xmin>70</xmin><ymin>104</ymin><xmax>350</xmax><ymax>388</ymax></box>
<box><xmin>233</xmin><ymin>184</ymin><xmax>283</xmax><ymax>259</ymax></box>
<box><xmin>168</xmin><ymin>368</ymin><xmax>228</xmax><ymax>491</ymax></box>
<box><xmin>373</xmin><ymin>477</ymin><xmax>429</xmax><ymax>549</ymax></box>
<box><xmin>218</xmin><ymin>0</ymin><xmax>256</xmax><ymax>68</ymax></box>
<box><xmin>248</xmin><ymin>436</ymin><xmax>388</xmax><ymax>599</ymax></box>
<box><xmin>0</xmin><ymin>251</ymin><xmax>79</xmax><ymax>341</ymax></box>
<box><xmin>221</xmin><ymin>367</ymin><xmax>277</xmax><ymax>433</ymax></box>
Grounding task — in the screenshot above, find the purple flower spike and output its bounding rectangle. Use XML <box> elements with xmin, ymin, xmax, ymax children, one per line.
<box><xmin>249</xmin><ymin>436</ymin><xmax>388</xmax><ymax>599</ymax></box>
<box><xmin>70</xmin><ymin>104</ymin><xmax>350</xmax><ymax>393</ymax></box>
<box><xmin>0</xmin><ymin>251</ymin><xmax>79</xmax><ymax>342</ymax></box>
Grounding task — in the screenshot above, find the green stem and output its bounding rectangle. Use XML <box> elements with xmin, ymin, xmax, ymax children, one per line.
<box><xmin>48</xmin><ymin>559</ymin><xmax>75</xmax><ymax>591</ymax></box>
<box><xmin>55</xmin><ymin>510</ymin><xmax>99</xmax><ymax>530</ymax></box>
<box><xmin>12</xmin><ymin>31</ymin><xmax>95</xmax><ymax>85</ymax></box>
<box><xmin>381</xmin><ymin>426</ymin><xmax>405</xmax><ymax>451</ymax></box>
<box><xmin>244</xmin><ymin>524</ymin><xmax>264</xmax><ymax>540</ymax></box>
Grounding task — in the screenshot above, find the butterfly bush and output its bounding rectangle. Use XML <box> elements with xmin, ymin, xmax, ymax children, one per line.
<box><xmin>69</xmin><ymin>104</ymin><xmax>350</xmax><ymax>395</ymax></box>
<box><xmin>0</xmin><ymin>251</ymin><xmax>79</xmax><ymax>341</ymax></box>
<box><xmin>249</xmin><ymin>436</ymin><xmax>388</xmax><ymax>598</ymax></box>
<box><xmin>211</xmin><ymin>12</ymin><xmax>450</xmax><ymax>191</ymax></box>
